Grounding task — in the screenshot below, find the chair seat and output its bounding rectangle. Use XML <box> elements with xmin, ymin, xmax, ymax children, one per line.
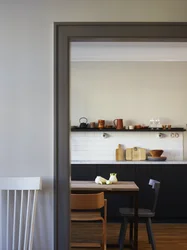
<box><xmin>71</xmin><ymin>211</ymin><xmax>104</xmax><ymax>221</ymax></box>
<box><xmin>119</xmin><ymin>207</ymin><xmax>155</xmax><ymax>218</ymax></box>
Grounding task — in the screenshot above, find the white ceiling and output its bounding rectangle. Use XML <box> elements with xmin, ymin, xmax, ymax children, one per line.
<box><xmin>70</xmin><ymin>42</ymin><xmax>187</xmax><ymax>62</ymax></box>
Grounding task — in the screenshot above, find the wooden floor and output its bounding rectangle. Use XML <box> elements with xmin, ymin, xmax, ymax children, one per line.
<box><xmin>71</xmin><ymin>222</ymin><xmax>187</xmax><ymax>249</ymax></box>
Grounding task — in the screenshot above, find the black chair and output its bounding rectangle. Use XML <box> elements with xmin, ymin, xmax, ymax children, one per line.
<box><xmin>118</xmin><ymin>179</ymin><xmax>160</xmax><ymax>250</ymax></box>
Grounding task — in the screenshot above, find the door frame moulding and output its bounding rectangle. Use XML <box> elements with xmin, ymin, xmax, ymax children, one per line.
<box><xmin>54</xmin><ymin>22</ymin><xmax>187</xmax><ymax>250</ymax></box>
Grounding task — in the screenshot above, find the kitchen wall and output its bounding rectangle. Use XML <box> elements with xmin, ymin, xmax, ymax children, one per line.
<box><xmin>71</xmin><ymin>62</ymin><xmax>187</xmax><ymax>127</ymax></box>
<box><xmin>1</xmin><ymin>0</ymin><xmax>187</xmax><ymax>249</ymax></box>
<box><xmin>71</xmin><ymin>61</ymin><xmax>187</xmax><ymax>160</ymax></box>
<box><xmin>71</xmin><ymin>131</ymin><xmax>184</xmax><ymax>161</ymax></box>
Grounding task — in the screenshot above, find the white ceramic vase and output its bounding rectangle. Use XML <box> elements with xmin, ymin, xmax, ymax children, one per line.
<box><xmin>109</xmin><ymin>173</ymin><xmax>118</xmax><ymax>183</ymax></box>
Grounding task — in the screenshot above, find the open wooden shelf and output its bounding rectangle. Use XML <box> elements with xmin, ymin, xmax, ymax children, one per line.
<box><xmin>71</xmin><ymin>127</ymin><xmax>186</xmax><ymax>132</ymax></box>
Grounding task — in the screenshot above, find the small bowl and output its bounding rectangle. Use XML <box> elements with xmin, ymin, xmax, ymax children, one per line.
<box><xmin>149</xmin><ymin>149</ymin><xmax>164</xmax><ymax>157</ymax></box>
<box><xmin>134</xmin><ymin>125</ymin><xmax>142</xmax><ymax>129</ymax></box>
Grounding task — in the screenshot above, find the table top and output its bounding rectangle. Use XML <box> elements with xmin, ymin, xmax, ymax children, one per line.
<box><xmin>71</xmin><ymin>181</ymin><xmax>139</xmax><ymax>192</ymax></box>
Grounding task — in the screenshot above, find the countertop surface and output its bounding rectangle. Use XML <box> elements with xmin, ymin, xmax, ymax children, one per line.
<box><xmin>71</xmin><ymin>160</ymin><xmax>187</xmax><ymax>165</ymax></box>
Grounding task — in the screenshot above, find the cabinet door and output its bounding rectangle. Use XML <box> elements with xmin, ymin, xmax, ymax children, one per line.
<box><xmin>161</xmin><ymin>164</ymin><xmax>187</xmax><ymax>218</ymax></box>
<box><xmin>71</xmin><ymin>164</ymin><xmax>97</xmax><ymax>181</ymax></box>
<box><xmin>97</xmin><ymin>165</ymin><xmax>136</xmax><ymax>221</ymax></box>
<box><xmin>97</xmin><ymin>164</ymin><xmax>135</xmax><ymax>181</ymax></box>
<box><xmin>135</xmin><ymin>165</ymin><xmax>163</xmax><ymax>218</ymax></box>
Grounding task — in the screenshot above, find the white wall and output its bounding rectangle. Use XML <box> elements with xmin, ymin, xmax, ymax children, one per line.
<box><xmin>71</xmin><ymin>42</ymin><xmax>187</xmax><ymax>62</ymax></box>
<box><xmin>71</xmin><ymin>62</ymin><xmax>187</xmax><ymax>127</ymax></box>
<box><xmin>70</xmin><ymin>61</ymin><xmax>187</xmax><ymax>160</ymax></box>
<box><xmin>1</xmin><ymin>0</ymin><xmax>187</xmax><ymax>249</ymax></box>
<box><xmin>71</xmin><ymin>131</ymin><xmax>184</xmax><ymax>161</ymax></box>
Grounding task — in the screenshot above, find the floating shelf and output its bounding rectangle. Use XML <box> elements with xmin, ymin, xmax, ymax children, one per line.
<box><xmin>71</xmin><ymin>128</ymin><xmax>186</xmax><ymax>132</ymax></box>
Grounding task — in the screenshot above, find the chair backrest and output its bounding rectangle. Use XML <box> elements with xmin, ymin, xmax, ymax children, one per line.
<box><xmin>71</xmin><ymin>192</ymin><xmax>104</xmax><ymax>210</ymax></box>
<box><xmin>148</xmin><ymin>179</ymin><xmax>160</xmax><ymax>213</ymax></box>
<box><xmin>0</xmin><ymin>177</ymin><xmax>42</xmax><ymax>250</ymax></box>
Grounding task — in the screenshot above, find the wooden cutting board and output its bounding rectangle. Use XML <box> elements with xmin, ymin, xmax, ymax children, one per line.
<box><xmin>126</xmin><ymin>147</ymin><xmax>146</xmax><ymax>161</ymax></box>
<box><xmin>116</xmin><ymin>144</ymin><xmax>125</xmax><ymax>161</ymax></box>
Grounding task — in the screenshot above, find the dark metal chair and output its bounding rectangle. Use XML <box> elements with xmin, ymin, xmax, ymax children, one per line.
<box><xmin>118</xmin><ymin>179</ymin><xmax>160</xmax><ymax>250</ymax></box>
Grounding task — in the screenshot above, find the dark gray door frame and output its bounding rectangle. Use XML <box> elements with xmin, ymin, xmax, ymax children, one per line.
<box><xmin>54</xmin><ymin>22</ymin><xmax>187</xmax><ymax>250</ymax></box>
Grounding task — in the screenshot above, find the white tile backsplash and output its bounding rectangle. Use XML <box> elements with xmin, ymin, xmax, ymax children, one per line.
<box><xmin>71</xmin><ymin>131</ymin><xmax>184</xmax><ymax>161</ymax></box>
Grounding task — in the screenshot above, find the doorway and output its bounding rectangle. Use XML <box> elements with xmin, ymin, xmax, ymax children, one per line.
<box><xmin>54</xmin><ymin>22</ymin><xmax>187</xmax><ymax>250</ymax></box>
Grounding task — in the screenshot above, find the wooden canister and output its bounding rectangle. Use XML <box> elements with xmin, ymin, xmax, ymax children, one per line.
<box><xmin>98</xmin><ymin>120</ymin><xmax>105</xmax><ymax>129</ymax></box>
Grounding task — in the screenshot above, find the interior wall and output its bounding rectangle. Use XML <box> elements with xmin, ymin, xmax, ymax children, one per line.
<box><xmin>71</xmin><ymin>61</ymin><xmax>187</xmax><ymax>159</ymax></box>
<box><xmin>71</xmin><ymin>131</ymin><xmax>184</xmax><ymax>161</ymax></box>
<box><xmin>71</xmin><ymin>62</ymin><xmax>187</xmax><ymax>127</ymax></box>
<box><xmin>1</xmin><ymin>0</ymin><xmax>187</xmax><ymax>249</ymax></box>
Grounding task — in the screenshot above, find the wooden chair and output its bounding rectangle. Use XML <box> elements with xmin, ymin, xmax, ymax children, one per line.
<box><xmin>118</xmin><ymin>179</ymin><xmax>160</xmax><ymax>250</ymax></box>
<box><xmin>71</xmin><ymin>192</ymin><xmax>107</xmax><ymax>250</ymax></box>
<box><xmin>0</xmin><ymin>177</ymin><xmax>42</xmax><ymax>250</ymax></box>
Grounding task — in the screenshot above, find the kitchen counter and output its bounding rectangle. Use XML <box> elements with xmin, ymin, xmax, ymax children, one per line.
<box><xmin>71</xmin><ymin>160</ymin><xmax>187</xmax><ymax>164</ymax></box>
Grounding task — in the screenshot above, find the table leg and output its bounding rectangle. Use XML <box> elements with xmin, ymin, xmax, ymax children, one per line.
<box><xmin>129</xmin><ymin>196</ymin><xmax>133</xmax><ymax>242</ymax></box>
<box><xmin>129</xmin><ymin>221</ymin><xmax>133</xmax><ymax>242</ymax></box>
<box><xmin>134</xmin><ymin>192</ymin><xmax>139</xmax><ymax>250</ymax></box>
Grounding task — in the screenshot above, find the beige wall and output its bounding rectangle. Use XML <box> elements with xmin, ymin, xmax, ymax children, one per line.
<box><xmin>1</xmin><ymin>0</ymin><xmax>187</xmax><ymax>249</ymax></box>
<box><xmin>71</xmin><ymin>61</ymin><xmax>187</xmax><ymax>160</ymax></box>
<box><xmin>71</xmin><ymin>61</ymin><xmax>187</xmax><ymax>127</ymax></box>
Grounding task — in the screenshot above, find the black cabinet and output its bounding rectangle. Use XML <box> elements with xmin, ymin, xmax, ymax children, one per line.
<box><xmin>97</xmin><ymin>164</ymin><xmax>135</xmax><ymax>181</ymax></box>
<box><xmin>161</xmin><ymin>164</ymin><xmax>187</xmax><ymax>219</ymax></box>
<box><xmin>71</xmin><ymin>164</ymin><xmax>97</xmax><ymax>180</ymax></box>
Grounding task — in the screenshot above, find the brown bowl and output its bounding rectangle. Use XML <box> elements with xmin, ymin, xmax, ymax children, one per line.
<box><xmin>134</xmin><ymin>125</ymin><xmax>142</xmax><ymax>129</ymax></box>
<box><xmin>149</xmin><ymin>149</ymin><xmax>164</xmax><ymax>157</ymax></box>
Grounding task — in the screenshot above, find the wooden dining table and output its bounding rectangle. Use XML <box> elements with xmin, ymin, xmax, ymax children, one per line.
<box><xmin>71</xmin><ymin>180</ymin><xmax>139</xmax><ymax>250</ymax></box>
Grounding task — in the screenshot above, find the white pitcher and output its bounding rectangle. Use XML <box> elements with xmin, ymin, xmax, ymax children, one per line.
<box><xmin>109</xmin><ymin>173</ymin><xmax>118</xmax><ymax>183</ymax></box>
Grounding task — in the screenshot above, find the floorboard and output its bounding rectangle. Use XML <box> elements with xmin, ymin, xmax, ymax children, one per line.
<box><xmin>71</xmin><ymin>222</ymin><xmax>187</xmax><ymax>249</ymax></box>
